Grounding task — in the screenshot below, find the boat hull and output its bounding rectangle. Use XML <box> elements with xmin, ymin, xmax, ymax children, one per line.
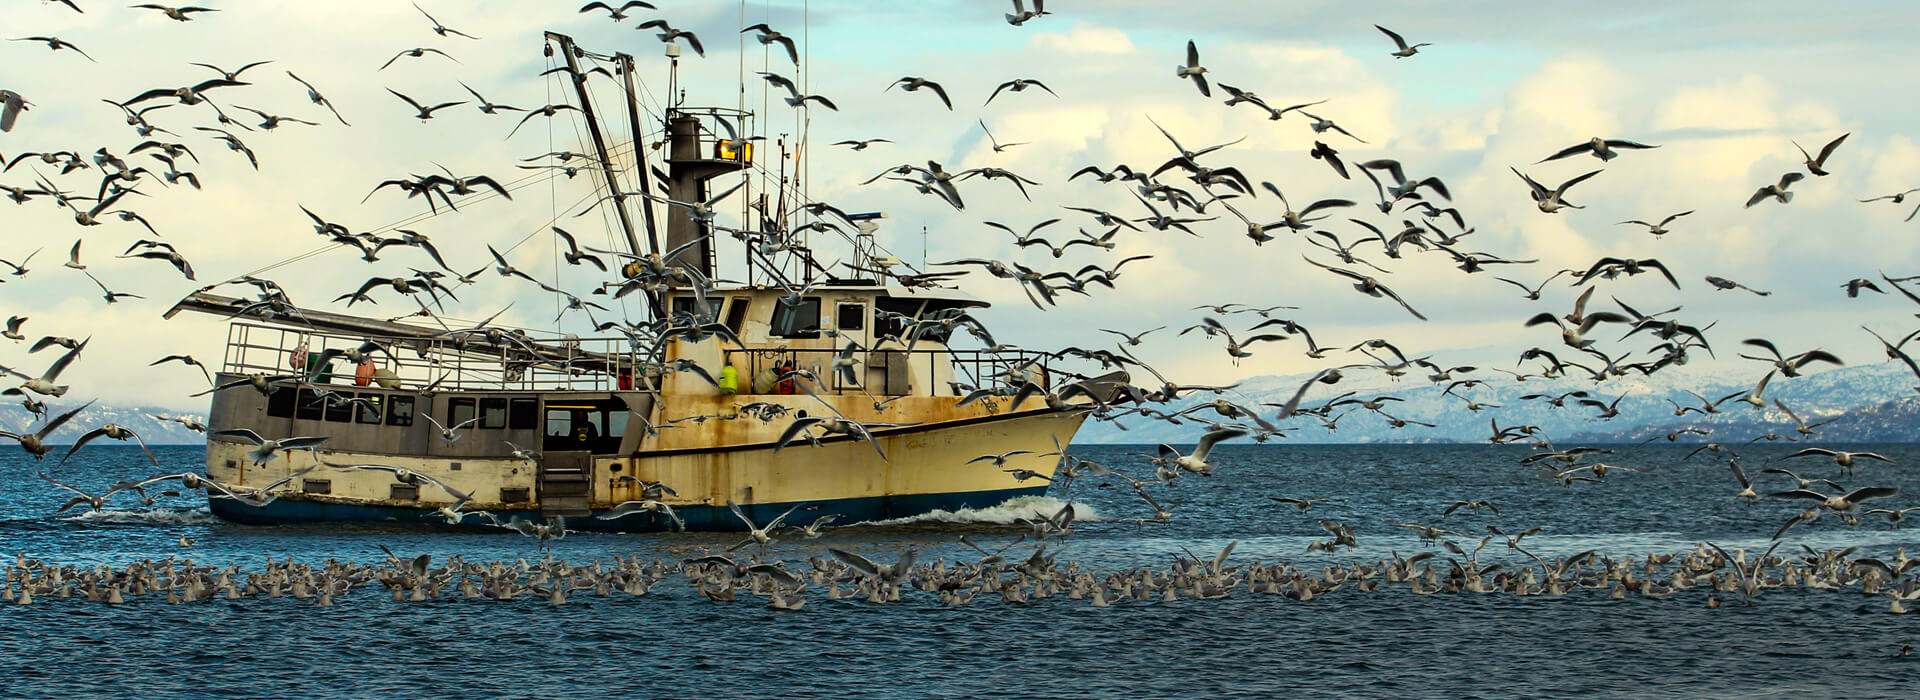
<box><xmin>207</xmin><ymin>485</ymin><xmax>1051</xmax><ymax>531</ymax></box>
<box><xmin>203</xmin><ymin>405</ymin><xmax>1085</xmax><ymax>532</ymax></box>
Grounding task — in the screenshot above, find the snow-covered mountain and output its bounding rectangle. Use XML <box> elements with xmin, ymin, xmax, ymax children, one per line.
<box><xmin>1074</xmin><ymin>360</ymin><xmax>1920</xmax><ymax>445</ymax></box>
<box><xmin>1</xmin><ymin>402</ymin><xmax>208</xmax><ymax>446</ymax></box>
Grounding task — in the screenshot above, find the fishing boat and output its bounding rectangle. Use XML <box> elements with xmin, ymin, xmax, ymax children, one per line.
<box><xmin>164</xmin><ymin>32</ymin><xmax>1120</xmax><ymax>531</ymax></box>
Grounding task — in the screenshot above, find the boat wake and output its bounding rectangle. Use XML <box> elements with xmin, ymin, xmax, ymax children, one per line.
<box><xmin>62</xmin><ymin>507</ymin><xmax>223</xmax><ymax>526</ymax></box>
<box><xmin>858</xmin><ymin>496</ymin><xmax>1102</xmax><ymax>527</ymax></box>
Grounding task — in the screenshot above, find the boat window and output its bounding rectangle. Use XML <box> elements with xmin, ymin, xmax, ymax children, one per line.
<box><xmin>672</xmin><ymin>294</ymin><xmax>712</xmax><ymax>319</ymax></box>
<box><xmin>542</xmin><ymin>399</ymin><xmax>627</xmax><ymax>454</ymax></box>
<box><xmin>545</xmin><ymin>409</ymin><xmax>573</xmax><ymax>438</ymax></box>
<box><xmin>723</xmin><ymin>296</ymin><xmax>750</xmax><ymax>334</ymax></box>
<box><xmin>508</xmin><ymin>398</ymin><xmax>537</xmax><ymax>430</ymax></box>
<box><xmin>323</xmin><ymin>393</ymin><xmax>354</xmax><ymax>423</ymax></box>
<box><xmin>355</xmin><ymin>393</ymin><xmax>384</xmax><ymax>424</ymax></box>
<box><xmin>266</xmin><ymin>386</ymin><xmax>296</xmax><ymax>418</ymax></box>
<box><xmin>386</xmin><ymin>396</ymin><xmax>415</xmax><ymax>427</ymax></box>
<box><xmin>770</xmin><ymin>296</ymin><xmax>821</xmax><ymax>338</ymax></box>
<box><xmin>875</xmin><ymin>297</ymin><xmax>922</xmax><ymax>341</ymax></box>
<box><xmin>480</xmin><ymin>398</ymin><xmax>508</xmax><ymax>429</ymax></box>
<box><xmin>837</xmin><ymin>303</ymin><xmax>866</xmax><ymax>331</ymax></box>
<box><xmin>449</xmin><ymin>398</ymin><xmax>476</xmax><ymax>429</ymax></box>
<box><xmin>295</xmin><ymin>388</ymin><xmax>324</xmax><ymax>421</ymax></box>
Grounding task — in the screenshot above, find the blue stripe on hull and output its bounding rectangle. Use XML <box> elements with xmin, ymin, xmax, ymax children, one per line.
<box><xmin>207</xmin><ymin>486</ymin><xmax>1052</xmax><ymax>532</ymax></box>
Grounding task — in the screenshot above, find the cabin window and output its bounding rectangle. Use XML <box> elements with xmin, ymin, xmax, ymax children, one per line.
<box><xmin>324</xmin><ymin>394</ymin><xmax>354</xmax><ymax>423</ymax></box>
<box><xmin>449</xmin><ymin>398</ymin><xmax>476</xmax><ymax>429</ymax></box>
<box><xmin>480</xmin><ymin>398</ymin><xmax>508</xmax><ymax>429</ymax></box>
<box><xmin>386</xmin><ymin>396</ymin><xmax>415</xmax><ymax>427</ymax></box>
<box><xmin>770</xmin><ymin>296</ymin><xmax>821</xmax><ymax>338</ymax></box>
<box><xmin>875</xmin><ymin>297</ymin><xmax>922</xmax><ymax>341</ymax></box>
<box><xmin>837</xmin><ymin>303</ymin><xmax>866</xmax><ymax>331</ymax></box>
<box><xmin>509</xmin><ymin>398</ymin><xmax>538</xmax><ymax>430</ymax></box>
<box><xmin>542</xmin><ymin>399</ymin><xmax>628</xmax><ymax>454</ymax></box>
<box><xmin>295</xmin><ymin>388</ymin><xmax>324</xmax><ymax>421</ymax></box>
<box><xmin>266</xmin><ymin>386</ymin><xmax>296</xmax><ymax>418</ymax></box>
<box><xmin>672</xmin><ymin>294</ymin><xmax>712</xmax><ymax>319</ymax></box>
<box><xmin>723</xmin><ymin>296</ymin><xmax>750</xmax><ymax>334</ymax></box>
<box><xmin>355</xmin><ymin>393</ymin><xmax>384</xmax><ymax>424</ymax></box>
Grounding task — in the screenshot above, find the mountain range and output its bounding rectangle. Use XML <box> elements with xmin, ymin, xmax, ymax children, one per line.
<box><xmin>1</xmin><ymin>402</ymin><xmax>208</xmax><ymax>447</ymax></box>
<box><xmin>1074</xmin><ymin>360</ymin><xmax>1920</xmax><ymax>445</ymax></box>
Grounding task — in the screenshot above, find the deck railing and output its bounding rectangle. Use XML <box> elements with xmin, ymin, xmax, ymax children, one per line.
<box><xmin>219</xmin><ymin>322</ymin><xmax>654</xmax><ymax>393</ymax></box>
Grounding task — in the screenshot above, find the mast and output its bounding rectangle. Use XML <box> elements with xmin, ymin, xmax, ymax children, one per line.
<box><xmin>617</xmin><ymin>53</ymin><xmax>662</xmax><ymax>258</ymax></box>
<box><xmin>543</xmin><ymin>31</ymin><xmax>645</xmax><ymax>260</ymax></box>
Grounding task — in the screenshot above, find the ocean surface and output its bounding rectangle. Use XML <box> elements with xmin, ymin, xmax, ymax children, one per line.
<box><xmin>3</xmin><ymin>442</ymin><xmax>1919</xmax><ymax>698</ymax></box>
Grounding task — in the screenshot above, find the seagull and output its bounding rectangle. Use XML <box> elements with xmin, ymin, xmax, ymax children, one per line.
<box><xmin>188</xmin><ymin>60</ymin><xmax>273</xmax><ymax>82</ymax></box>
<box><xmin>1787</xmin><ymin>447</ymin><xmax>1893</xmax><ymax>473</ymax></box>
<box><xmin>1175</xmin><ymin>40</ymin><xmax>1210</xmax><ymax>96</ymax></box>
<box><xmin>758</xmin><ymin>72</ymin><xmax>838</xmax><ymax>111</ymax></box>
<box><xmin>1302</xmin><ymin>112</ymin><xmax>1365</xmax><ymax>143</ymax></box>
<box><xmin>2</xmin><ymin>316</ymin><xmax>24</xmax><ymax>340</ymax></box>
<box><xmin>1618</xmin><ymin>210</ymin><xmax>1693</xmax><ymax>237</ymax></box>
<box><xmin>741</xmin><ymin>23</ymin><xmax>799</xmax><ymax>65</ymax></box>
<box><xmin>381</xmin><ymin>47</ymin><xmax>459</xmax><ymax>71</ymax></box>
<box><xmin>413</xmin><ymin>1</ymin><xmax>479</xmax><ymax>39</ymax></box>
<box><xmin>209</xmin><ymin>428</ymin><xmax>330</xmax><ymax>466</ymax></box>
<box><xmin>1269</xmin><ymin>496</ymin><xmax>1343</xmax><ymax>513</ymax></box>
<box><xmin>1</xmin><ymin>90</ymin><xmax>32</xmax><ymax>132</ymax></box>
<box><xmin>387</xmin><ymin>88</ymin><xmax>466</xmax><ymax>121</ymax></box>
<box><xmin>1442</xmin><ymin>500</ymin><xmax>1500</xmax><ymax>517</ymax></box>
<box><xmin>830</xmin><ymin>547</ymin><xmax>918</xmax><ymax>584</ymax></box>
<box><xmin>725</xmin><ymin>500</ymin><xmax>804</xmax><ymax>552</ymax></box>
<box><xmin>979</xmin><ymin>119</ymin><xmax>1027</xmax><ymax>153</ymax></box>
<box><xmin>508</xmin><ymin>103</ymin><xmax>584</xmax><ymax>137</ymax></box>
<box><xmin>887</xmin><ymin>76</ymin><xmax>953</xmax><ymax>110</ymax></box>
<box><xmin>1302</xmin><ymin>256</ymin><xmax>1428</xmax><ymax>320</ymax></box>
<box><xmin>1004</xmin><ymin>0</ymin><xmax>1048</xmax><ymax>25</ymax></box>
<box><xmin>0</xmin><ymin>401</ymin><xmax>92</xmax><ymax>459</ymax></box>
<box><xmin>130</xmin><ymin>4</ymin><xmax>219</xmax><ymax>21</ymax></box>
<box><xmin>1538</xmin><ymin>137</ymin><xmax>1658</xmax><ymax>163</ymax></box>
<box><xmin>579</xmin><ymin>1</ymin><xmax>655</xmax><ymax>22</ymax></box>
<box><xmin>595</xmin><ymin>500</ymin><xmax>684</xmax><ymax>531</ymax></box>
<box><xmin>287</xmin><ymin>71</ymin><xmax>350</xmax><ymax>126</ymax></box>
<box><xmin>1375</xmin><ymin>24</ymin><xmax>1431</xmax><ymax>58</ymax></box>
<box><xmin>984</xmin><ymin>78</ymin><xmax>1056</xmax><ymax>105</ymax></box>
<box><xmin>1794</xmin><ymin>133</ymin><xmax>1849</xmax><ymax>176</ymax></box>
<box><xmin>1153</xmin><ymin>427</ymin><xmax>1245</xmax><ymax>476</ymax></box>
<box><xmin>1771</xmin><ymin>485</ymin><xmax>1900</xmax><ymax>514</ymax></box>
<box><xmin>636</xmin><ymin>19</ymin><xmax>704</xmax><ymax>56</ymax></box>
<box><xmin>62</xmin><ymin>423</ymin><xmax>159</xmax><ymax>467</ymax></box>
<box><xmin>10</xmin><ymin>36</ymin><xmax>94</xmax><ymax>62</ymax></box>
<box><xmin>832</xmin><ymin>138</ymin><xmax>890</xmax><ymax>150</ymax></box>
<box><xmin>1512</xmin><ymin>167</ymin><xmax>1601</xmax><ymax>213</ymax></box>
<box><xmin>0</xmin><ymin>340</ymin><xmax>86</xmax><ymax>396</ymax></box>
<box><xmin>1746</xmin><ymin>172</ymin><xmax>1805</xmax><ymax>207</ymax></box>
<box><xmin>150</xmin><ymin>354</ymin><xmax>212</xmax><ymax>384</ymax></box>
<box><xmin>423</xmin><ymin>413</ymin><xmax>480</xmax><ymax>443</ymax></box>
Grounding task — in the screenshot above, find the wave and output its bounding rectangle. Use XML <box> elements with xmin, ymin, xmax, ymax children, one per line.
<box><xmin>858</xmin><ymin>495</ymin><xmax>1102</xmax><ymax>527</ymax></box>
<box><xmin>62</xmin><ymin>507</ymin><xmax>224</xmax><ymax>525</ymax></box>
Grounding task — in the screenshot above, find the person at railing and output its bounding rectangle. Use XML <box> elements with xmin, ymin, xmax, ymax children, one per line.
<box><xmin>290</xmin><ymin>341</ymin><xmax>308</xmax><ymax>375</ymax></box>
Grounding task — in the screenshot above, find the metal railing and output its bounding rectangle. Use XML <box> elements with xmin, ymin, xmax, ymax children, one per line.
<box><xmin>721</xmin><ymin>346</ymin><xmax>1052</xmax><ymax>397</ymax></box>
<box><xmin>219</xmin><ymin>322</ymin><xmax>658</xmax><ymax>393</ymax></box>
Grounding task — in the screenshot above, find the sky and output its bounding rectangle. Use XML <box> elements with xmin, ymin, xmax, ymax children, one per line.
<box><xmin>3</xmin><ymin>0</ymin><xmax>1919</xmax><ymax>415</ymax></box>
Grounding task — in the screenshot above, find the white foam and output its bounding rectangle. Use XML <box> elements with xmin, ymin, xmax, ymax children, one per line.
<box><xmin>63</xmin><ymin>507</ymin><xmax>223</xmax><ymax>525</ymax></box>
<box><xmin>858</xmin><ymin>495</ymin><xmax>1102</xmax><ymax>527</ymax></box>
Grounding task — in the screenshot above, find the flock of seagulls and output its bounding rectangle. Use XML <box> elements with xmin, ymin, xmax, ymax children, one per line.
<box><xmin>5</xmin><ymin>540</ymin><xmax>1920</xmax><ymax>614</ymax></box>
<box><xmin>0</xmin><ymin>2</ymin><xmax>1917</xmax><ymax>630</ymax></box>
